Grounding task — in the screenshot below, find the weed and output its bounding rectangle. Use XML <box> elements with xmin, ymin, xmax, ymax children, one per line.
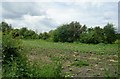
<box><xmin>71</xmin><ymin>60</ymin><xmax>89</xmax><ymax>67</ymax></box>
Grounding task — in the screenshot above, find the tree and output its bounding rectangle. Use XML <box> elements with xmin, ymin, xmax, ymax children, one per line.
<box><xmin>42</xmin><ymin>32</ymin><xmax>50</xmax><ymax>40</ymax></box>
<box><xmin>19</xmin><ymin>27</ymin><xmax>39</xmax><ymax>39</ymax></box>
<box><xmin>10</xmin><ymin>29</ymin><xmax>20</xmax><ymax>38</ymax></box>
<box><xmin>103</xmin><ymin>23</ymin><xmax>116</xmax><ymax>43</ymax></box>
<box><xmin>39</xmin><ymin>33</ymin><xmax>43</xmax><ymax>39</ymax></box>
<box><xmin>19</xmin><ymin>27</ymin><xmax>28</xmax><ymax>38</ymax></box>
<box><xmin>53</xmin><ymin>24</ymin><xmax>70</xmax><ymax>42</ymax></box>
<box><xmin>81</xmin><ymin>25</ymin><xmax>87</xmax><ymax>33</ymax></box>
<box><xmin>53</xmin><ymin>21</ymin><xmax>82</xmax><ymax>42</ymax></box>
<box><xmin>80</xmin><ymin>26</ymin><xmax>105</xmax><ymax>44</ymax></box>
<box><xmin>1</xmin><ymin>22</ymin><xmax>12</xmax><ymax>33</ymax></box>
<box><xmin>69</xmin><ymin>21</ymin><xmax>82</xmax><ymax>42</ymax></box>
<box><xmin>80</xmin><ymin>29</ymin><xmax>97</xmax><ymax>44</ymax></box>
<box><xmin>53</xmin><ymin>29</ymin><xmax>60</xmax><ymax>42</ymax></box>
<box><xmin>94</xmin><ymin>26</ymin><xmax>105</xmax><ymax>43</ymax></box>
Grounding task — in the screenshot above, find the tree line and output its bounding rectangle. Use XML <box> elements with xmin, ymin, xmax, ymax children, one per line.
<box><xmin>0</xmin><ymin>21</ymin><xmax>120</xmax><ymax>44</ymax></box>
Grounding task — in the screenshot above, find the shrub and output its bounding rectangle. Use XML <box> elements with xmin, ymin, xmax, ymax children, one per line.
<box><xmin>2</xmin><ymin>34</ymin><xmax>21</xmax><ymax>63</ymax></box>
<box><xmin>2</xmin><ymin>34</ymin><xmax>31</xmax><ymax>78</ymax></box>
<box><xmin>2</xmin><ymin>34</ymin><xmax>62</xmax><ymax>78</ymax></box>
<box><xmin>114</xmin><ymin>39</ymin><xmax>120</xmax><ymax>44</ymax></box>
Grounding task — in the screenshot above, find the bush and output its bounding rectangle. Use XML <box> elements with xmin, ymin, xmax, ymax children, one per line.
<box><xmin>2</xmin><ymin>34</ymin><xmax>31</xmax><ymax>78</ymax></box>
<box><xmin>2</xmin><ymin>34</ymin><xmax>62</xmax><ymax>78</ymax></box>
<box><xmin>2</xmin><ymin>34</ymin><xmax>21</xmax><ymax>63</ymax></box>
<box><xmin>114</xmin><ymin>39</ymin><xmax>120</xmax><ymax>44</ymax></box>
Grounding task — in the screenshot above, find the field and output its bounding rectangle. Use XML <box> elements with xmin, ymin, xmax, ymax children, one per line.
<box><xmin>21</xmin><ymin>39</ymin><xmax>118</xmax><ymax>77</ymax></box>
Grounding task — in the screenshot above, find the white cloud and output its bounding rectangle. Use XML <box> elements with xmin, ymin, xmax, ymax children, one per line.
<box><xmin>45</xmin><ymin>2</ymin><xmax>117</xmax><ymax>28</ymax></box>
<box><xmin>4</xmin><ymin>14</ymin><xmax>58</xmax><ymax>33</ymax></box>
<box><xmin>46</xmin><ymin>8</ymin><xmax>83</xmax><ymax>24</ymax></box>
<box><xmin>1</xmin><ymin>2</ymin><xmax>118</xmax><ymax>33</ymax></box>
<box><xmin>23</xmin><ymin>15</ymin><xmax>45</xmax><ymax>23</ymax></box>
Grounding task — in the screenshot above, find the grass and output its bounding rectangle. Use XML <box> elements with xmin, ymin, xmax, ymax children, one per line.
<box><xmin>1</xmin><ymin>31</ymin><xmax>119</xmax><ymax>77</ymax></box>
<box><xmin>22</xmin><ymin>39</ymin><xmax>118</xmax><ymax>55</ymax></box>
<box><xmin>71</xmin><ymin>60</ymin><xmax>89</xmax><ymax>67</ymax></box>
<box><xmin>21</xmin><ymin>39</ymin><xmax>118</xmax><ymax>77</ymax></box>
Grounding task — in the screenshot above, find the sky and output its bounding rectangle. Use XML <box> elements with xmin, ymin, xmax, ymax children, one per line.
<box><xmin>0</xmin><ymin>0</ymin><xmax>119</xmax><ymax>33</ymax></box>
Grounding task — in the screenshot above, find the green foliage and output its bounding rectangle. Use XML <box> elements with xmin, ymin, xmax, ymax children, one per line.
<box><xmin>80</xmin><ymin>26</ymin><xmax>105</xmax><ymax>44</ymax></box>
<box><xmin>2</xmin><ymin>34</ymin><xmax>29</xmax><ymax>77</ymax></box>
<box><xmin>19</xmin><ymin>27</ymin><xmax>39</xmax><ymax>39</ymax></box>
<box><xmin>22</xmin><ymin>39</ymin><xmax>118</xmax><ymax>77</ymax></box>
<box><xmin>1</xmin><ymin>21</ymin><xmax>118</xmax><ymax>77</ymax></box>
<box><xmin>53</xmin><ymin>29</ymin><xmax>60</xmax><ymax>42</ymax></box>
<box><xmin>42</xmin><ymin>32</ymin><xmax>50</xmax><ymax>40</ymax></box>
<box><xmin>1</xmin><ymin>22</ymin><xmax>12</xmax><ymax>33</ymax></box>
<box><xmin>116</xmin><ymin>33</ymin><xmax>120</xmax><ymax>40</ymax></box>
<box><xmin>23</xmin><ymin>39</ymin><xmax>118</xmax><ymax>55</ymax></box>
<box><xmin>52</xmin><ymin>22</ymin><xmax>116</xmax><ymax>44</ymax></box>
<box><xmin>103</xmin><ymin>23</ymin><xmax>116</xmax><ymax>43</ymax></box>
<box><xmin>39</xmin><ymin>32</ymin><xmax>50</xmax><ymax>41</ymax></box>
<box><xmin>53</xmin><ymin>21</ymin><xmax>83</xmax><ymax>42</ymax></box>
<box><xmin>2</xmin><ymin>32</ymin><xmax>31</xmax><ymax>77</ymax></box>
<box><xmin>71</xmin><ymin>60</ymin><xmax>89</xmax><ymax>67</ymax></box>
<box><xmin>2</xmin><ymin>34</ymin><xmax>21</xmax><ymax>63</ymax></box>
<box><xmin>1</xmin><ymin>21</ymin><xmax>117</xmax><ymax>44</ymax></box>
<box><xmin>2</xmin><ymin>33</ymin><xmax>62</xmax><ymax>78</ymax></box>
<box><xmin>40</xmin><ymin>62</ymin><xmax>62</xmax><ymax>77</ymax></box>
<box><xmin>2</xmin><ymin>33</ymin><xmax>34</xmax><ymax>78</ymax></box>
<box><xmin>2</xmin><ymin>56</ymin><xmax>31</xmax><ymax>77</ymax></box>
<box><xmin>50</xmin><ymin>57</ymin><xmax>61</xmax><ymax>61</ymax></box>
<box><xmin>10</xmin><ymin>29</ymin><xmax>20</xmax><ymax>38</ymax></box>
<box><xmin>80</xmin><ymin>24</ymin><xmax>116</xmax><ymax>44</ymax></box>
<box><xmin>114</xmin><ymin>40</ymin><xmax>120</xmax><ymax>44</ymax></box>
<box><xmin>1</xmin><ymin>22</ymin><xmax>39</xmax><ymax>39</ymax></box>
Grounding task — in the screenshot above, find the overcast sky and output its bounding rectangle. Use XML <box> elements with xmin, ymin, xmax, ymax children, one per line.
<box><xmin>0</xmin><ymin>0</ymin><xmax>119</xmax><ymax>33</ymax></box>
